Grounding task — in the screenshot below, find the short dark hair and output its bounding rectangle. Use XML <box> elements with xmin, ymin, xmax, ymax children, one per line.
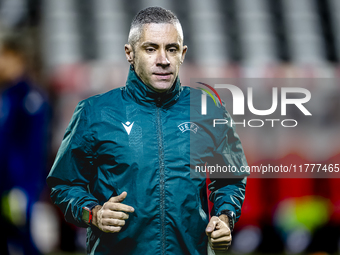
<box><xmin>128</xmin><ymin>7</ymin><xmax>183</xmax><ymax>47</ymax></box>
<box><xmin>131</xmin><ymin>6</ymin><xmax>178</xmax><ymax>26</ymax></box>
<box><xmin>1</xmin><ymin>33</ymin><xmax>26</xmax><ymax>56</ymax></box>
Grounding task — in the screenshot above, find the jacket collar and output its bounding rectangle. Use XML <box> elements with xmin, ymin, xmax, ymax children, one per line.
<box><xmin>125</xmin><ymin>65</ymin><xmax>182</xmax><ymax>108</ymax></box>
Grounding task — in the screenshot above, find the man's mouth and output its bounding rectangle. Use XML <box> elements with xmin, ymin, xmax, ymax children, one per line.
<box><xmin>153</xmin><ymin>72</ymin><xmax>172</xmax><ymax>80</ymax></box>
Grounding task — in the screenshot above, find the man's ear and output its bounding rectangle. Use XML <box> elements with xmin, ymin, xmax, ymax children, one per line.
<box><xmin>180</xmin><ymin>45</ymin><xmax>188</xmax><ymax>65</ymax></box>
<box><xmin>125</xmin><ymin>44</ymin><xmax>134</xmax><ymax>64</ymax></box>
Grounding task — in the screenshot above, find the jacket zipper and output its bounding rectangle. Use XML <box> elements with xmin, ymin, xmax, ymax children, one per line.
<box><xmin>156</xmin><ymin>104</ymin><xmax>166</xmax><ymax>255</ymax></box>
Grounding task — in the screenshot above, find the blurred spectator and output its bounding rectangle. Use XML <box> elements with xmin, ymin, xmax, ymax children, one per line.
<box><xmin>0</xmin><ymin>32</ymin><xmax>49</xmax><ymax>255</ymax></box>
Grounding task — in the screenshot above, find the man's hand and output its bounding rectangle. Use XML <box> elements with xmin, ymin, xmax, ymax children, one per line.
<box><xmin>206</xmin><ymin>215</ymin><xmax>232</xmax><ymax>252</ymax></box>
<box><xmin>92</xmin><ymin>191</ymin><xmax>135</xmax><ymax>233</ymax></box>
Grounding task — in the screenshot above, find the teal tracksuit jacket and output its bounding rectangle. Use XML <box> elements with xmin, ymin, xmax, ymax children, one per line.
<box><xmin>47</xmin><ymin>66</ymin><xmax>249</xmax><ymax>254</ymax></box>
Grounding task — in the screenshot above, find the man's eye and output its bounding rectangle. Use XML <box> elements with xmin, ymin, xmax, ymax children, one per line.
<box><xmin>168</xmin><ymin>48</ymin><xmax>177</xmax><ymax>53</ymax></box>
<box><xmin>146</xmin><ymin>48</ymin><xmax>155</xmax><ymax>52</ymax></box>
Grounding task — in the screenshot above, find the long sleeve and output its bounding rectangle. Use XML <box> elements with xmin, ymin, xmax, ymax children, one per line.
<box><xmin>208</xmin><ymin>109</ymin><xmax>249</xmax><ymax>222</ymax></box>
<box><xmin>47</xmin><ymin>100</ymin><xmax>98</xmax><ymax>228</ymax></box>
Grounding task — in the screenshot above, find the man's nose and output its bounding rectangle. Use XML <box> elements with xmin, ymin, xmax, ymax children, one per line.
<box><xmin>156</xmin><ymin>49</ymin><xmax>170</xmax><ymax>67</ymax></box>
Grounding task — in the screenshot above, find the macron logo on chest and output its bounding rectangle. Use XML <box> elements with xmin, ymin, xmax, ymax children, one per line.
<box><xmin>122</xmin><ymin>121</ymin><xmax>134</xmax><ymax>135</ymax></box>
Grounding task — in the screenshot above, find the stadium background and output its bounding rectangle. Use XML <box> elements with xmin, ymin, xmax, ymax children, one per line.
<box><xmin>1</xmin><ymin>0</ymin><xmax>340</xmax><ymax>254</ymax></box>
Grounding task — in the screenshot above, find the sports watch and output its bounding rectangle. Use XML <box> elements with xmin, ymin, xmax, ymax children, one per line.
<box><xmin>216</xmin><ymin>210</ymin><xmax>236</xmax><ymax>232</ymax></box>
<box><xmin>82</xmin><ymin>202</ymin><xmax>98</xmax><ymax>225</ymax></box>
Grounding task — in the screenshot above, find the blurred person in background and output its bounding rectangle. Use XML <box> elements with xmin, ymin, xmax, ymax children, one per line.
<box><xmin>0</xmin><ymin>32</ymin><xmax>49</xmax><ymax>254</ymax></box>
<box><xmin>47</xmin><ymin>6</ymin><xmax>248</xmax><ymax>255</ymax></box>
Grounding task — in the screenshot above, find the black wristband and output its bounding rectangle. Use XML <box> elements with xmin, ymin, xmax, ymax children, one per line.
<box><xmin>216</xmin><ymin>210</ymin><xmax>235</xmax><ymax>232</ymax></box>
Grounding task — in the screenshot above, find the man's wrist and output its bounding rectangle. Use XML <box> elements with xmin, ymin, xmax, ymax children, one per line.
<box><xmin>216</xmin><ymin>210</ymin><xmax>235</xmax><ymax>232</ymax></box>
<box><xmin>82</xmin><ymin>202</ymin><xmax>100</xmax><ymax>226</ymax></box>
<box><xmin>218</xmin><ymin>214</ymin><xmax>230</xmax><ymax>228</ymax></box>
<box><xmin>91</xmin><ymin>205</ymin><xmax>102</xmax><ymax>227</ymax></box>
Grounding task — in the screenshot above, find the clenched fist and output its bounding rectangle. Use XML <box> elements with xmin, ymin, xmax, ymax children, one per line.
<box><xmin>92</xmin><ymin>191</ymin><xmax>135</xmax><ymax>233</ymax></box>
<box><xmin>206</xmin><ymin>215</ymin><xmax>232</xmax><ymax>253</ymax></box>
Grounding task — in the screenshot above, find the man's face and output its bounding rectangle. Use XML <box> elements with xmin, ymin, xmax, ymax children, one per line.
<box><xmin>125</xmin><ymin>23</ymin><xmax>187</xmax><ymax>93</ymax></box>
<box><xmin>0</xmin><ymin>47</ymin><xmax>24</xmax><ymax>85</ymax></box>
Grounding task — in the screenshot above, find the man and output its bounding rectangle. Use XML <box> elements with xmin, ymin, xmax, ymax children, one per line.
<box><xmin>0</xmin><ymin>33</ymin><xmax>49</xmax><ymax>254</ymax></box>
<box><xmin>47</xmin><ymin>7</ymin><xmax>249</xmax><ymax>254</ymax></box>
